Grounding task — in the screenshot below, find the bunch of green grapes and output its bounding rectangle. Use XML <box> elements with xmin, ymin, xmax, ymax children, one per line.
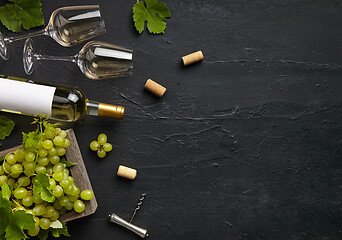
<box><xmin>0</xmin><ymin>123</ymin><xmax>94</xmax><ymax>237</ymax></box>
<box><xmin>90</xmin><ymin>133</ymin><xmax>113</xmax><ymax>158</ymax></box>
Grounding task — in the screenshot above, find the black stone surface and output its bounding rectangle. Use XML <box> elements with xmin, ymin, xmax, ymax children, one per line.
<box><xmin>1</xmin><ymin>0</ymin><xmax>342</xmax><ymax>239</ymax></box>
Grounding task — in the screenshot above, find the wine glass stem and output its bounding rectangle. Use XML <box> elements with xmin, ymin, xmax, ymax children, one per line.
<box><xmin>35</xmin><ymin>54</ymin><xmax>77</xmax><ymax>63</ymax></box>
<box><xmin>4</xmin><ymin>28</ymin><xmax>47</xmax><ymax>44</ymax></box>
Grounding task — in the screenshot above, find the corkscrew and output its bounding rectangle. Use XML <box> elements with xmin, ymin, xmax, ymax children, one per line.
<box><xmin>109</xmin><ymin>193</ymin><xmax>148</xmax><ymax>238</ymax></box>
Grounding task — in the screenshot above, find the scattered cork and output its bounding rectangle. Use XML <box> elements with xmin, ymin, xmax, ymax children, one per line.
<box><xmin>144</xmin><ymin>79</ymin><xmax>166</xmax><ymax>98</ymax></box>
<box><xmin>117</xmin><ymin>165</ymin><xmax>137</xmax><ymax>180</ymax></box>
<box><xmin>182</xmin><ymin>50</ymin><xmax>204</xmax><ymax>66</ymax></box>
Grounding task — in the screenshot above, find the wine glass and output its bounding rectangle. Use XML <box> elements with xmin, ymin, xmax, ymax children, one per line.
<box><xmin>23</xmin><ymin>38</ymin><xmax>133</xmax><ymax>80</ymax></box>
<box><xmin>0</xmin><ymin>5</ymin><xmax>105</xmax><ymax>60</ymax></box>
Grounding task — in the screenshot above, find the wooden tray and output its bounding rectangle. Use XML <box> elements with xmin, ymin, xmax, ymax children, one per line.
<box><xmin>0</xmin><ymin>129</ymin><xmax>98</xmax><ymax>222</ymax></box>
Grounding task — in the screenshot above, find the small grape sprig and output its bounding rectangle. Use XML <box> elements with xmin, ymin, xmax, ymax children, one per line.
<box><xmin>89</xmin><ymin>133</ymin><xmax>113</xmax><ymax>158</ymax></box>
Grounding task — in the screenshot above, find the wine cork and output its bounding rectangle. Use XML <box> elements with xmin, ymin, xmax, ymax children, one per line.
<box><xmin>182</xmin><ymin>51</ymin><xmax>204</xmax><ymax>66</ymax></box>
<box><xmin>117</xmin><ymin>165</ymin><xmax>137</xmax><ymax>180</ymax></box>
<box><xmin>144</xmin><ymin>79</ymin><xmax>166</xmax><ymax>98</ymax></box>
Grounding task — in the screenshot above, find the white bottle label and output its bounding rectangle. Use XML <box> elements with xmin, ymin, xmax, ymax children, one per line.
<box><xmin>0</xmin><ymin>78</ymin><xmax>56</xmax><ymax>116</ymax></box>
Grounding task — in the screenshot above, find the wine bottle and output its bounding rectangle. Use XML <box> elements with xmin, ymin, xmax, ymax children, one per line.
<box><xmin>0</xmin><ymin>75</ymin><xmax>124</xmax><ymax>122</ymax></box>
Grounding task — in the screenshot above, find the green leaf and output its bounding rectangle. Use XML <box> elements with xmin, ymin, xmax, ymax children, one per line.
<box><xmin>0</xmin><ymin>0</ymin><xmax>44</xmax><ymax>33</ymax></box>
<box><xmin>0</xmin><ymin>116</ymin><xmax>15</xmax><ymax>141</ymax></box>
<box><xmin>5</xmin><ymin>210</ymin><xmax>35</xmax><ymax>240</ymax></box>
<box><xmin>50</xmin><ymin>220</ymin><xmax>62</xmax><ymax>229</ymax></box>
<box><xmin>1</xmin><ymin>182</ymin><xmax>11</xmax><ymax>200</ymax></box>
<box><xmin>50</xmin><ymin>221</ymin><xmax>69</xmax><ymax>238</ymax></box>
<box><xmin>33</xmin><ymin>173</ymin><xmax>54</xmax><ymax>202</ymax></box>
<box><xmin>60</xmin><ymin>158</ymin><xmax>76</xmax><ymax>168</ymax></box>
<box><xmin>133</xmin><ymin>0</ymin><xmax>171</xmax><ymax>34</ymax></box>
<box><xmin>37</xmin><ymin>229</ymin><xmax>49</xmax><ymax>240</ymax></box>
<box><xmin>0</xmin><ymin>208</ymin><xmax>11</xmax><ymax>236</ymax></box>
<box><xmin>22</xmin><ymin>131</ymin><xmax>42</xmax><ymax>149</ymax></box>
<box><xmin>0</xmin><ymin>195</ymin><xmax>11</xmax><ymax>210</ymax></box>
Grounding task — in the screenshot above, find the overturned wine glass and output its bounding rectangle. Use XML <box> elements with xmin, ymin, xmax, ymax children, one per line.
<box><xmin>0</xmin><ymin>5</ymin><xmax>105</xmax><ymax>60</ymax></box>
<box><xmin>23</xmin><ymin>38</ymin><xmax>133</xmax><ymax>80</ymax></box>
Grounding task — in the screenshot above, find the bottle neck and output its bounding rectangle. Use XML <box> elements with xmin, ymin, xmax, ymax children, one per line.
<box><xmin>86</xmin><ymin>100</ymin><xmax>125</xmax><ymax>119</ymax></box>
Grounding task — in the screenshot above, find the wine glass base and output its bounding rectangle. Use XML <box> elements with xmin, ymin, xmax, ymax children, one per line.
<box><xmin>0</xmin><ymin>31</ymin><xmax>9</xmax><ymax>60</ymax></box>
<box><xmin>23</xmin><ymin>38</ymin><xmax>35</xmax><ymax>75</ymax></box>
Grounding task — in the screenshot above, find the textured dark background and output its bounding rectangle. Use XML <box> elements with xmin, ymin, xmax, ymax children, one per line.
<box><xmin>1</xmin><ymin>0</ymin><xmax>342</xmax><ymax>239</ymax></box>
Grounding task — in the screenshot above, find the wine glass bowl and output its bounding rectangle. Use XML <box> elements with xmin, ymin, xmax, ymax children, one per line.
<box><xmin>47</xmin><ymin>5</ymin><xmax>106</xmax><ymax>47</ymax></box>
<box><xmin>77</xmin><ymin>41</ymin><xmax>133</xmax><ymax>79</ymax></box>
<box><xmin>0</xmin><ymin>5</ymin><xmax>105</xmax><ymax>60</ymax></box>
<box><xmin>23</xmin><ymin>38</ymin><xmax>35</xmax><ymax>75</ymax></box>
<box><xmin>0</xmin><ymin>32</ymin><xmax>9</xmax><ymax>60</ymax></box>
<box><xmin>23</xmin><ymin>39</ymin><xmax>133</xmax><ymax>80</ymax></box>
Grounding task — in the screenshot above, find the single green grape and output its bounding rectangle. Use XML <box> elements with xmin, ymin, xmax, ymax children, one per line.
<box><xmin>80</xmin><ymin>190</ymin><xmax>94</xmax><ymax>201</ymax></box>
<box><xmin>13</xmin><ymin>188</ymin><xmax>28</xmax><ymax>199</ymax></box>
<box><xmin>59</xmin><ymin>130</ymin><xmax>67</xmax><ymax>138</ymax></box>
<box><xmin>103</xmin><ymin>143</ymin><xmax>113</xmax><ymax>152</ymax></box>
<box><xmin>97</xmin><ymin>149</ymin><xmax>106</xmax><ymax>158</ymax></box>
<box><xmin>33</xmin><ymin>194</ymin><xmax>43</xmax><ymax>204</ymax></box>
<box><xmin>63</xmin><ymin>138</ymin><xmax>71</xmax><ymax>148</ymax></box>
<box><xmin>39</xmin><ymin>218</ymin><xmax>51</xmax><ymax>230</ymax></box>
<box><xmin>22</xmin><ymin>195</ymin><xmax>34</xmax><ymax>207</ymax></box>
<box><xmin>48</xmin><ymin>178</ymin><xmax>56</xmax><ymax>190</ymax></box>
<box><xmin>0</xmin><ymin>166</ymin><xmax>5</xmax><ymax>175</ymax></box>
<box><xmin>25</xmin><ymin>152</ymin><xmax>36</xmax><ymax>162</ymax></box>
<box><xmin>35</xmin><ymin>165</ymin><xmax>46</xmax><ymax>174</ymax></box>
<box><xmin>46</xmin><ymin>166</ymin><xmax>53</xmax><ymax>175</ymax></box>
<box><xmin>0</xmin><ymin>175</ymin><xmax>7</xmax><ymax>186</ymax></box>
<box><xmin>42</xmin><ymin>206</ymin><xmax>55</xmax><ymax>218</ymax></box>
<box><xmin>23</xmin><ymin>160</ymin><xmax>35</xmax><ymax>171</ymax></box>
<box><xmin>59</xmin><ymin>196</ymin><xmax>69</xmax><ymax>206</ymax></box>
<box><xmin>56</xmin><ymin>147</ymin><xmax>66</xmax><ymax>156</ymax></box>
<box><xmin>6</xmin><ymin>177</ymin><xmax>15</xmax><ymax>188</ymax></box>
<box><xmin>52</xmin><ymin>171</ymin><xmax>64</xmax><ymax>182</ymax></box>
<box><xmin>53</xmin><ymin>200</ymin><xmax>63</xmax><ymax>210</ymax></box>
<box><xmin>33</xmin><ymin>205</ymin><xmax>46</xmax><ymax>216</ymax></box>
<box><xmin>90</xmin><ymin>141</ymin><xmax>99</xmax><ymax>151</ymax></box>
<box><xmin>43</xmin><ymin>140</ymin><xmax>54</xmax><ymax>150</ymax></box>
<box><xmin>52</xmin><ymin>185</ymin><xmax>64</xmax><ymax>198</ymax></box>
<box><xmin>48</xmin><ymin>147</ymin><xmax>57</xmax><ymax>156</ymax></box>
<box><xmin>67</xmin><ymin>194</ymin><xmax>78</xmax><ymax>203</ymax></box>
<box><xmin>49</xmin><ymin>155</ymin><xmax>60</xmax><ymax>165</ymax></box>
<box><xmin>28</xmin><ymin>226</ymin><xmax>40</xmax><ymax>236</ymax></box>
<box><xmin>53</xmin><ymin>136</ymin><xmax>64</xmax><ymax>147</ymax></box>
<box><xmin>37</xmin><ymin>157</ymin><xmax>49</xmax><ymax>166</ymax></box>
<box><xmin>17</xmin><ymin>176</ymin><xmax>30</xmax><ymax>187</ymax></box>
<box><xmin>73</xmin><ymin>200</ymin><xmax>85</xmax><ymax>213</ymax></box>
<box><xmin>49</xmin><ymin>210</ymin><xmax>60</xmax><ymax>221</ymax></box>
<box><xmin>45</xmin><ymin>127</ymin><xmax>55</xmax><ymax>139</ymax></box>
<box><xmin>60</xmin><ymin>179</ymin><xmax>71</xmax><ymax>188</ymax></box>
<box><xmin>6</xmin><ymin>154</ymin><xmax>17</xmax><ymax>165</ymax></box>
<box><xmin>33</xmin><ymin>217</ymin><xmax>40</xmax><ymax>227</ymax></box>
<box><xmin>97</xmin><ymin>133</ymin><xmax>107</xmax><ymax>144</ymax></box>
<box><xmin>38</xmin><ymin>149</ymin><xmax>48</xmax><ymax>157</ymax></box>
<box><xmin>52</xmin><ymin>163</ymin><xmax>64</xmax><ymax>173</ymax></box>
<box><xmin>65</xmin><ymin>201</ymin><xmax>74</xmax><ymax>211</ymax></box>
<box><xmin>11</xmin><ymin>164</ymin><xmax>23</xmax><ymax>174</ymax></box>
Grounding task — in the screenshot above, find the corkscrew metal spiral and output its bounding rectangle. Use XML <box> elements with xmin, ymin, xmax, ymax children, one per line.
<box><xmin>130</xmin><ymin>193</ymin><xmax>146</xmax><ymax>223</ymax></box>
<box><xmin>108</xmin><ymin>193</ymin><xmax>148</xmax><ymax>238</ymax></box>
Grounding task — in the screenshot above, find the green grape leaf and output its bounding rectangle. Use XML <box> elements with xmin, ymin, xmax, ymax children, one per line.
<box><xmin>0</xmin><ymin>195</ymin><xmax>11</xmax><ymax>210</ymax></box>
<box><xmin>60</xmin><ymin>158</ymin><xmax>76</xmax><ymax>168</ymax></box>
<box><xmin>33</xmin><ymin>173</ymin><xmax>54</xmax><ymax>202</ymax></box>
<box><xmin>0</xmin><ymin>116</ymin><xmax>15</xmax><ymax>141</ymax></box>
<box><xmin>1</xmin><ymin>182</ymin><xmax>11</xmax><ymax>201</ymax></box>
<box><xmin>37</xmin><ymin>230</ymin><xmax>49</xmax><ymax>240</ymax></box>
<box><xmin>22</xmin><ymin>131</ymin><xmax>42</xmax><ymax>149</ymax></box>
<box><xmin>5</xmin><ymin>210</ymin><xmax>35</xmax><ymax>240</ymax></box>
<box><xmin>133</xmin><ymin>0</ymin><xmax>171</xmax><ymax>34</ymax></box>
<box><xmin>0</xmin><ymin>207</ymin><xmax>11</xmax><ymax>235</ymax></box>
<box><xmin>50</xmin><ymin>221</ymin><xmax>69</xmax><ymax>237</ymax></box>
<box><xmin>0</xmin><ymin>0</ymin><xmax>44</xmax><ymax>33</ymax></box>
<box><xmin>50</xmin><ymin>220</ymin><xmax>62</xmax><ymax>229</ymax></box>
